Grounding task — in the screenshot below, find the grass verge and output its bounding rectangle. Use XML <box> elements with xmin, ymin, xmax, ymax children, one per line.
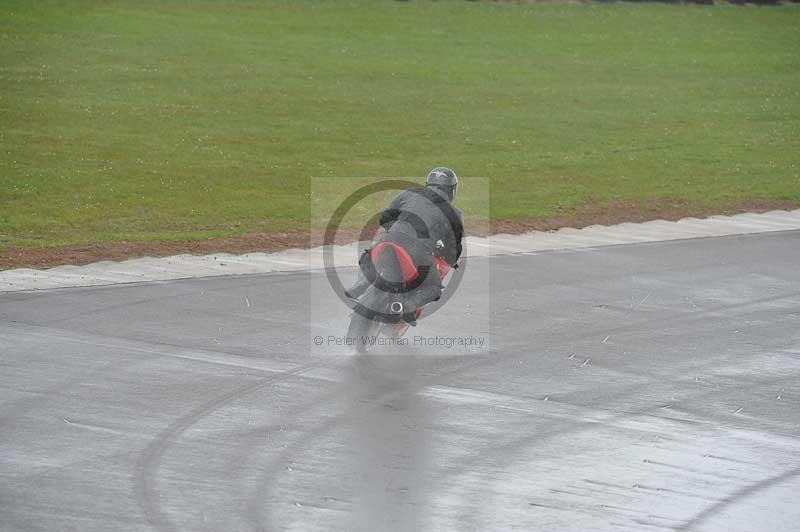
<box><xmin>2</xmin><ymin>1</ymin><xmax>799</xmax><ymax>267</ymax></box>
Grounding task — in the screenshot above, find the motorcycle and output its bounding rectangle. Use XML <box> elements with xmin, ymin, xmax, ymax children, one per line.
<box><xmin>345</xmin><ymin>241</ymin><xmax>453</xmax><ymax>353</ymax></box>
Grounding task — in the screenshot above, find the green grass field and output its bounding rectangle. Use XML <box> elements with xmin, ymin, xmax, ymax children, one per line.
<box><xmin>2</xmin><ymin>1</ymin><xmax>799</xmax><ymax>255</ymax></box>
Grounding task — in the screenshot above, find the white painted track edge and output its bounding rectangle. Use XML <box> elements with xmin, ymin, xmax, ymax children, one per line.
<box><xmin>2</xmin><ymin>209</ymin><xmax>799</xmax><ymax>293</ymax></box>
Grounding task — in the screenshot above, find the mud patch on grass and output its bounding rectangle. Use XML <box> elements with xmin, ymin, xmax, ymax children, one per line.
<box><xmin>1</xmin><ymin>198</ymin><xmax>798</xmax><ymax>270</ymax></box>
<box><xmin>0</xmin><ymin>226</ymin><xmax>382</xmax><ymax>271</ymax></box>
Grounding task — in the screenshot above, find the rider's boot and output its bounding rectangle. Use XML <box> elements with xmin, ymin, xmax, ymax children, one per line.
<box><xmin>345</xmin><ymin>250</ymin><xmax>372</xmax><ymax>302</ymax></box>
<box><xmin>345</xmin><ymin>273</ymin><xmax>370</xmax><ymax>302</ymax></box>
<box><xmin>401</xmin><ymin>277</ymin><xmax>443</xmax><ymax>325</ymax></box>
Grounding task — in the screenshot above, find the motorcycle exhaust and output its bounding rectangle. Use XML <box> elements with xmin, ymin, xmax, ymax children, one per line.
<box><xmin>389</xmin><ymin>301</ymin><xmax>404</xmax><ymax>314</ymax></box>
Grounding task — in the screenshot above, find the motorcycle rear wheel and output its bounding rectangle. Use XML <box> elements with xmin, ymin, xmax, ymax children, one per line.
<box><xmin>346</xmin><ymin>309</ymin><xmax>376</xmax><ymax>353</ymax></box>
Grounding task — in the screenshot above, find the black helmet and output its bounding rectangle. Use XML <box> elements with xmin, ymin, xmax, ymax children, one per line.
<box><xmin>425</xmin><ymin>167</ymin><xmax>458</xmax><ymax>201</ymax></box>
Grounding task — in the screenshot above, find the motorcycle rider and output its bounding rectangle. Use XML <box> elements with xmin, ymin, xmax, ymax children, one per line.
<box><xmin>345</xmin><ymin>167</ymin><xmax>464</xmax><ymax>324</ymax></box>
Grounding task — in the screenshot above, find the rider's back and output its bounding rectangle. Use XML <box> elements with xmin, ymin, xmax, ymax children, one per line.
<box><xmin>381</xmin><ymin>187</ymin><xmax>464</xmax><ymax>266</ymax></box>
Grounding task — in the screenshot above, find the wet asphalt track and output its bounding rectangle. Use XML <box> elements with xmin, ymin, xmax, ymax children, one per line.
<box><xmin>2</xmin><ymin>231</ymin><xmax>800</xmax><ymax>532</ymax></box>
